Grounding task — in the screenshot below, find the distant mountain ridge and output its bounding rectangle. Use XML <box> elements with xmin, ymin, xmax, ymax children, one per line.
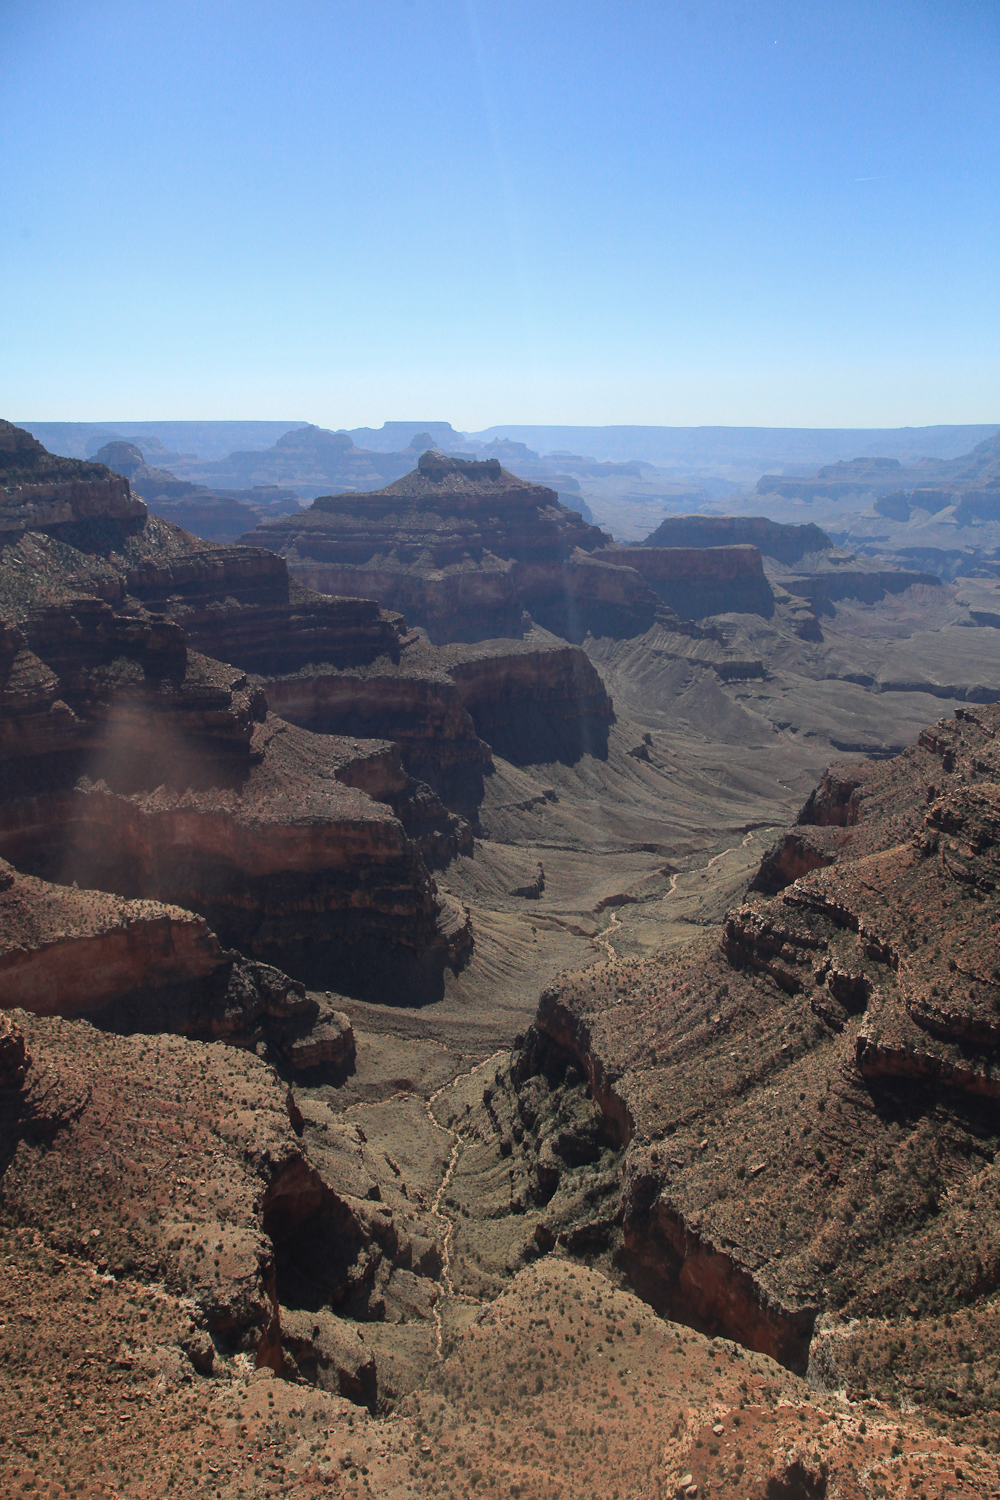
<box><xmin>21</xmin><ymin>419</ymin><xmax>999</xmax><ymax>481</ymax></box>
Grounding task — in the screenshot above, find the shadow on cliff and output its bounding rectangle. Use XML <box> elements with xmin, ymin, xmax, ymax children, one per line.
<box><xmin>0</xmin><ymin>1056</ymin><xmax>91</xmax><ymax>1198</ymax></box>
<box><xmin>271</xmin><ymin>933</ymin><xmax>470</xmax><ymax>1008</ymax></box>
<box><xmin>482</xmin><ymin>706</ymin><xmax>612</xmax><ymax>767</ymax></box>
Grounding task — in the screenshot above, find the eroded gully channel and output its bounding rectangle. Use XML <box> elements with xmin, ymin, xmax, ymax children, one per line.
<box><xmin>319</xmin><ymin>829</ymin><xmax>807</xmax><ymax>1379</ymax></box>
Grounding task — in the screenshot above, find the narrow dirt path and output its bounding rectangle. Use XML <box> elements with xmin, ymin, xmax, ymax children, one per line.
<box><xmin>422</xmin><ymin>1050</ymin><xmax>506</xmax><ymax>1360</ymax></box>
<box><xmin>596</xmin><ymin>908</ymin><xmax>623</xmax><ymax>961</ymax></box>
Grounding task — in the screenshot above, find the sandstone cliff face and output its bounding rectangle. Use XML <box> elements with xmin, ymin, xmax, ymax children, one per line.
<box><xmin>126</xmin><ymin>537</ymin><xmax>403</xmax><ymax>676</ymax></box>
<box><xmin>0</xmin><ymin>856</ymin><xmax>224</xmax><ymax>1015</ymax></box>
<box><xmin>0</xmin><ymin>717</ymin><xmax>465</xmax><ymax>996</ymax></box>
<box><xmin>0</xmin><ymin>476</ymin><xmax>145</xmax><ymax>537</ymax></box>
<box><xmin>262</xmin><ymin>649</ymin><xmax>491</xmax><ymax>813</ymax></box>
<box><xmin>512</xmin><ymin>551</ymin><xmax>661</xmax><ymax>640</ymax></box>
<box><xmin>0</xmin><ymin>854</ymin><xmax>344</xmax><ymax>1058</ymax></box>
<box><xmin>284</xmin><ymin>557</ymin><xmax>525</xmax><ymax>644</ymax></box>
<box><xmin>775</xmin><ymin>563</ymin><xmax>942</xmax><ymax>610</ymax></box>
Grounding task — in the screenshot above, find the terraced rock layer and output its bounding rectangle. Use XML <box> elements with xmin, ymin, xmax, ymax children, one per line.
<box><xmin>467</xmin><ymin>702</ymin><xmax>1000</xmax><ymax>1394</ymax></box>
<box><xmin>642</xmin><ymin>513</ymin><xmax>833</xmax><ymax>565</ymax></box>
<box><xmin>0</xmin><ymin>855</ymin><xmax>350</xmax><ymax>1060</ymax></box>
<box><xmin>242</xmin><ymin>451</ymin><xmax>666</xmax><ymax>642</ymax></box>
<box><xmin>595</xmin><ymin>542</ymin><xmax>776</xmax><ymax>619</ymax></box>
<box><xmin>0</xmin><ymin>425</ymin><xmax>469</xmax><ymax>996</ymax></box>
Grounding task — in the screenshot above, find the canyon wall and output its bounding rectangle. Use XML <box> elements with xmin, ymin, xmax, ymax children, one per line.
<box><xmin>595</xmin><ymin>544</ymin><xmax>776</xmax><ymax>619</ymax></box>
<box><xmin>440</xmin><ymin>638</ymin><xmax>615</xmax><ymax>764</ymax></box>
<box><xmin>0</xmin><ymin>476</ymin><xmax>145</xmax><ymax>537</ymax></box>
<box><xmin>473</xmin><ymin>701</ymin><xmax>1000</xmax><ymax>1376</ymax></box>
<box><xmin>641</xmin><ymin>514</ymin><xmax>832</xmax><ymax>565</ymax></box>
<box><xmin>263</xmin><ymin>661</ymin><xmax>491</xmax><ymax>812</ymax></box>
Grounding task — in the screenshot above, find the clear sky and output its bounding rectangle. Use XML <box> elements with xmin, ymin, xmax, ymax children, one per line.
<box><xmin>2</xmin><ymin>1</ymin><xmax>998</xmax><ymax>428</ymax></box>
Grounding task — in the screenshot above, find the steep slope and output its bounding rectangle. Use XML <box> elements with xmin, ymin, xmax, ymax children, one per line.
<box><xmin>642</xmin><ymin>513</ymin><xmax>834</xmax><ymax>566</ymax></box>
<box><xmin>241</xmin><ymin>449</ymin><xmax>660</xmax><ymax>642</ymax></box>
<box><xmin>446</xmin><ymin>703</ymin><xmax>1000</xmax><ymax>1422</ymax></box>
<box><xmin>0</xmin><ymin>424</ymin><xmax>470</xmax><ymax>997</ymax></box>
<box><xmin>93</xmin><ymin>438</ymin><xmax>302</xmax><ymax>544</ymax></box>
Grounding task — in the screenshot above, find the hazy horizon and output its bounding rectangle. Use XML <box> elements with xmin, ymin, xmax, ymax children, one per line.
<box><xmin>18</xmin><ymin>418</ymin><xmax>1000</xmax><ymax>477</ymax></box>
<box><xmin>3</xmin><ymin>2</ymin><xmax>998</xmax><ymax>427</ymax></box>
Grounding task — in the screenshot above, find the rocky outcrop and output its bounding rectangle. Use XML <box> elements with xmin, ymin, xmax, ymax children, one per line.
<box><xmin>796</xmin><ymin>769</ymin><xmax>864</xmax><ymax>827</ymax></box>
<box><xmin>474</xmin><ymin>700</ymin><xmax>1000</xmax><ymax>1378</ymax></box>
<box><xmin>0</xmin><ymin>855</ymin><xmax>340</xmax><ymax>1053</ymax></box>
<box><xmin>280</xmin><ymin>1008</ymin><xmax>355</xmax><ymax>1072</ymax></box>
<box><xmin>279</xmin><ymin>1306</ymin><xmax>377</xmax><ymax>1405</ymax></box>
<box><xmin>747</xmin><ymin>831</ymin><xmax>839</xmax><ymax>894</ymax></box>
<box><xmin>439</xmin><ymin>637</ymin><xmax>615</xmax><ymax>764</ymax></box>
<box><xmin>0</xmin><ymin>429</ymin><xmax>471</xmax><ymax>998</ymax></box>
<box><xmin>0</xmin><ymin>1012</ymin><xmax>310</xmax><ymax>1359</ymax></box>
<box><xmin>0</xmin><ymin>856</ymin><xmax>225</xmax><ymax>1014</ymax></box>
<box><xmin>0</xmin><ymin>1011</ymin><xmax>27</xmax><ymax>1087</ymax></box>
<box><xmin>1</xmin><ymin>419</ymin><xmax>145</xmax><ymax>536</ymax></box>
<box><xmin>126</xmin><ymin>541</ymin><xmax>403</xmax><ymax>676</ymax></box>
<box><xmin>241</xmin><ymin>451</ymin><xmax>638</xmax><ymax>643</ymax></box>
<box><xmin>262</xmin><ymin>626</ymin><xmax>618</xmax><ymax>806</ymax></box>
<box><xmin>594</xmin><ymin>544</ymin><xmax>776</xmax><ymax>619</ymax></box>
<box><xmin>503</xmin><ymin>990</ymin><xmax>818</xmax><ymax>1372</ymax></box>
<box><xmin>720</xmin><ymin>903</ymin><xmax>828</xmax><ymax>993</ymax></box>
<box><xmin>641</xmin><ymin>514</ymin><xmax>832</xmax><ymax>566</ymax></box>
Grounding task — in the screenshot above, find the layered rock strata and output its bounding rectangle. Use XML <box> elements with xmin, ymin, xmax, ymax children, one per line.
<box><xmin>641</xmin><ymin>513</ymin><xmax>832</xmax><ymax>565</ymax></box>
<box><xmin>241</xmin><ymin>450</ymin><xmax>666</xmax><ymax>642</ymax></box>
<box><xmin>0</xmin><ymin>425</ymin><xmax>470</xmax><ymax>996</ymax></box>
<box><xmin>261</xmin><ymin>641</ymin><xmax>491</xmax><ymax>812</ymax></box>
<box><xmin>775</xmin><ymin>562</ymin><xmax>941</xmax><ymax>611</ymax></box>
<box><xmin>595</xmin><ymin>542</ymin><xmax>776</xmax><ymax>619</ymax></box>
<box><xmin>0</xmin><ymin>854</ymin><xmax>365</xmax><ymax>1063</ymax></box>
<box><xmin>437</xmin><ymin>636</ymin><xmax>614</xmax><ymax>764</ymax></box>
<box><xmin>261</xmin><ymin>625</ymin><xmax>617</xmax><ymax>817</ymax></box>
<box><xmin>1</xmin><ymin>717</ymin><xmax>467</xmax><ymax>995</ymax></box>
<box><xmin>473</xmin><ymin>702</ymin><xmax>1000</xmax><ymax>1377</ymax></box>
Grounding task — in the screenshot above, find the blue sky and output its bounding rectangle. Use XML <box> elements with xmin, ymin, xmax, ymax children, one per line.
<box><xmin>2</xmin><ymin>1</ymin><xmax>998</xmax><ymax>427</ymax></box>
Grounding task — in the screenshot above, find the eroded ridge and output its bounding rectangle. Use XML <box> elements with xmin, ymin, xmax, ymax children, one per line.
<box><xmin>457</xmin><ymin>704</ymin><xmax>1000</xmax><ymax>1406</ymax></box>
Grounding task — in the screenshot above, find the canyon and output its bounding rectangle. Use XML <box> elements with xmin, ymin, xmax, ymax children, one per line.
<box><xmin>4</xmin><ymin>420</ymin><xmax>1000</xmax><ymax>1499</ymax></box>
<box><xmin>241</xmin><ymin>449</ymin><xmax>791</xmax><ymax>643</ymax></box>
